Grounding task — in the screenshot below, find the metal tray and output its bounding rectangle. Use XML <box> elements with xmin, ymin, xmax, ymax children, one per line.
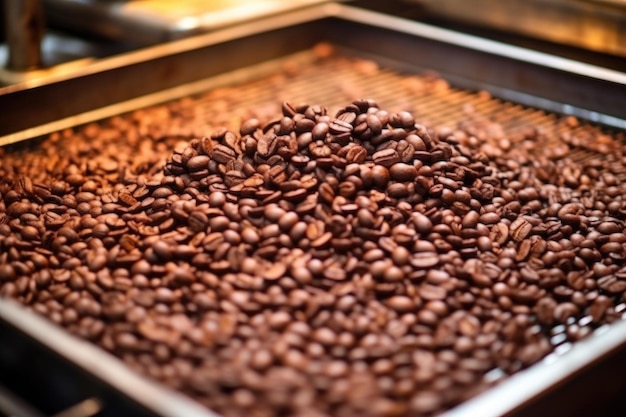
<box><xmin>1</xmin><ymin>3</ymin><xmax>626</xmax><ymax>416</ymax></box>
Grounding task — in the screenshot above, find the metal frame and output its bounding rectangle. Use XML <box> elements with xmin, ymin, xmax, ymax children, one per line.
<box><xmin>0</xmin><ymin>299</ymin><xmax>216</xmax><ymax>417</ymax></box>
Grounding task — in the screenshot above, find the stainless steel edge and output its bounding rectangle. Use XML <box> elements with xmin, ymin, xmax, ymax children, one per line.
<box><xmin>0</xmin><ymin>50</ymin><xmax>318</xmax><ymax>147</ymax></box>
<box><xmin>333</xmin><ymin>4</ymin><xmax>626</xmax><ymax>89</ymax></box>
<box><xmin>329</xmin><ymin>4</ymin><xmax>626</xmax><ymax>128</ymax></box>
<box><xmin>42</xmin><ymin>0</ymin><xmax>332</xmax><ymax>44</ymax></box>
<box><xmin>0</xmin><ymin>2</ymin><xmax>335</xmax><ymax>93</ymax></box>
<box><xmin>441</xmin><ymin>318</ymin><xmax>626</xmax><ymax>417</ymax></box>
<box><xmin>0</xmin><ymin>2</ymin><xmax>338</xmax><ymax>144</ymax></box>
<box><xmin>0</xmin><ymin>298</ymin><xmax>218</xmax><ymax>417</ymax></box>
<box><xmin>0</xmin><ymin>383</ymin><xmax>47</xmax><ymax>417</ymax></box>
<box><xmin>409</xmin><ymin>0</ymin><xmax>626</xmax><ymax>57</ymax></box>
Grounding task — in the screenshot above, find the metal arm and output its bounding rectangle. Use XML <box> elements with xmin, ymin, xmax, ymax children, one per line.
<box><xmin>4</xmin><ymin>0</ymin><xmax>45</xmax><ymax>71</ymax></box>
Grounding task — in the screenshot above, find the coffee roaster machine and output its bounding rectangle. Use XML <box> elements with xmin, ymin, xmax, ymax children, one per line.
<box><xmin>1</xmin><ymin>1</ymin><xmax>625</xmax><ymax>416</ymax></box>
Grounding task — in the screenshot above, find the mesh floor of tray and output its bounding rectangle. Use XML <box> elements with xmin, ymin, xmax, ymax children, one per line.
<box><xmin>188</xmin><ymin>51</ymin><xmax>624</xmax><ymax>167</ymax></box>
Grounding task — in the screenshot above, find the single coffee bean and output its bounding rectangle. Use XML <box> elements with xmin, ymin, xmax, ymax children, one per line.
<box><xmin>389</xmin><ymin>163</ymin><xmax>417</xmax><ymax>182</ymax></box>
<box><xmin>411</xmin><ymin>252</ymin><xmax>439</xmax><ymax>268</ymax></box>
<box><xmin>373</xmin><ymin>149</ymin><xmax>401</xmax><ymax>168</ymax></box>
<box><xmin>510</xmin><ymin>218</ymin><xmax>533</xmax><ymax>242</ymax></box>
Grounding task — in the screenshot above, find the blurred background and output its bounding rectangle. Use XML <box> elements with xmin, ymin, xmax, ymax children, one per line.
<box><xmin>1</xmin><ymin>0</ymin><xmax>625</xmax><ymax>77</ymax></box>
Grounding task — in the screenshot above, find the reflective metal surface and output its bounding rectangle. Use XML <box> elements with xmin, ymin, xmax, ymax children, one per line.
<box><xmin>413</xmin><ymin>0</ymin><xmax>626</xmax><ymax>57</ymax></box>
<box><xmin>0</xmin><ymin>299</ymin><xmax>216</xmax><ymax>417</ymax></box>
<box><xmin>42</xmin><ymin>0</ymin><xmax>331</xmax><ymax>44</ymax></box>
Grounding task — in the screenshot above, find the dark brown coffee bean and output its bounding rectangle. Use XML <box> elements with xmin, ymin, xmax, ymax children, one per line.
<box><xmin>420</xmin><ymin>284</ymin><xmax>446</xmax><ymax>301</ymax></box>
<box><xmin>390</xmin><ymin>163</ymin><xmax>417</xmax><ymax>182</ymax></box>
<box><xmin>510</xmin><ymin>218</ymin><xmax>533</xmax><ymax>242</ymax></box>
<box><xmin>345</xmin><ymin>145</ymin><xmax>367</xmax><ymax>163</ymax></box>
<box><xmin>597</xmin><ymin>221</ymin><xmax>621</xmax><ymax>234</ymax></box>
<box><xmin>479</xmin><ymin>212</ymin><xmax>500</xmax><ymax>225</ymax></box>
<box><xmin>311</xmin><ymin>122</ymin><xmax>329</xmax><ymax>141</ymax></box>
<box><xmin>0</xmin><ymin>264</ymin><xmax>16</xmax><ymax>282</ymax></box>
<box><xmin>312</xmin><ymin>327</ymin><xmax>336</xmax><ymax>345</ymax></box>
<box><xmin>187</xmin><ymin>155</ymin><xmax>210</xmax><ymax>171</ymax></box>
<box><xmin>373</xmin><ymin>149</ymin><xmax>401</xmax><ymax>168</ymax></box>
<box><xmin>461</xmin><ymin>211</ymin><xmax>479</xmax><ymax>229</ymax></box>
<box><xmin>386</xmin><ymin>295</ymin><xmax>415</xmax><ymax>312</ymax></box>
<box><xmin>391</xmin><ymin>246</ymin><xmax>410</xmax><ymax>266</ymax></box>
<box><xmin>410</xmin><ymin>252</ymin><xmax>439</xmax><ymax>268</ymax></box>
<box><xmin>213</xmin><ymin>144</ymin><xmax>236</xmax><ymax>164</ymax></box>
<box><xmin>241</xmin><ymin>227</ymin><xmax>260</xmax><ymax>245</ymax></box>
<box><xmin>7</xmin><ymin>201</ymin><xmax>32</xmax><ymax>217</ymax></box>
<box><xmin>387</xmin><ymin>183</ymin><xmax>409</xmax><ymax>199</ymax></box>
<box><xmin>411</xmin><ymin>213</ymin><xmax>433</xmax><ymax>234</ymax></box>
<box><xmin>264</xmin><ymin>263</ymin><xmax>287</xmax><ymax>281</ymax></box>
<box><xmin>410</xmin><ymin>391</ymin><xmax>441</xmax><ymax>414</ymax></box>
<box><xmin>188</xmin><ymin>211</ymin><xmax>209</xmax><ymax>232</ymax></box>
<box><xmin>323</xmin><ymin>266</ymin><xmax>346</xmax><ymax>281</ymax></box>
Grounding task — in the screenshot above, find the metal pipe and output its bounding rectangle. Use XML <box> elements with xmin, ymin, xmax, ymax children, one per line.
<box><xmin>4</xmin><ymin>0</ymin><xmax>45</xmax><ymax>71</ymax></box>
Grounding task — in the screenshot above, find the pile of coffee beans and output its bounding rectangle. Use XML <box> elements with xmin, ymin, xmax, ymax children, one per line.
<box><xmin>1</xmin><ymin>93</ymin><xmax>625</xmax><ymax>417</ymax></box>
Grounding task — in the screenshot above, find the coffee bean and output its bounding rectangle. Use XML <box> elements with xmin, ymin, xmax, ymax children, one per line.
<box><xmin>387</xmin><ymin>183</ymin><xmax>409</xmax><ymax>199</ymax></box>
<box><xmin>0</xmin><ymin>264</ymin><xmax>16</xmax><ymax>282</ymax></box>
<box><xmin>386</xmin><ymin>295</ymin><xmax>415</xmax><ymax>312</ymax></box>
<box><xmin>462</xmin><ymin>211</ymin><xmax>479</xmax><ymax>229</ymax></box>
<box><xmin>554</xmin><ymin>302</ymin><xmax>579</xmax><ymax>323</ymax></box>
<box><xmin>420</xmin><ymin>284</ymin><xmax>447</xmax><ymax>301</ymax></box>
<box><xmin>411</xmin><ymin>252</ymin><xmax>439</xmax><ymax>268</ymax></box>
<box><xmin>312</xmin><ymin>327</ymin><xmax>336</xmax><ymax>346</ymax></box>
<box><xmin>323</xmin><ymin>266</ymin><xmax>346</xmax><ymax>281</ymax></box>
<box><xmin>510</xmin><ymin>218</ymin><xmax>533</xmax><ymax>242</ymax></box>
<box><xmin>389</xmin><ymin>163</ymin><xmax>417</xmax><ymax>182</ymax></box>
<box><xmin>411</xmin><ymin>213</ymin><xmax>433</xmax><ymax>234</ymax></box>
<box><xmin>213</xmin><ymin>144</ymin><xmax>236</xmax><ymax>164</ymax></box>
<box><xmin>410</xmin><ymin>391</ymin><xmax>441</xmax><ymax>414</ymax></box>
<box><xmin>345</xmin><ymin>145</ymin><xmax>367</xmax><ymax>163</ymax></box>
<box><xmin>373</xmin><ymin>149</ymin><xmax>401</xmax><ymax>168</ymax></box>
<box><xmin>391</xmin><ymin>246</ymin><xmax>410</xmax><ymax>266</ymax></box>
<box><xmin>188</xmin><ymin>211</ymin><xmax>209</xmax><ymax>232</ymax></box>
<box><xmin>7</xmin><ymin>201</ymin><xmax>32</xmax><ymax>217</ymax></box>
<box><xmin>187</xmin><ymin>155</ymin><xmax>210</xmax><ymax>171</ymax></box>
<box><xmin>311</xmin><ymin>122</ymin><xmax>329</xmax><ymax>141</ymax></box>
<box><xmin>479</xmin><ymin>212</ymin><xmax>500</xmax><ymax>225</ymax></box>
<box><xmin>264</xmin><ymin>263</ymin><xmax>287</xmax><ymax>280</ymax></box>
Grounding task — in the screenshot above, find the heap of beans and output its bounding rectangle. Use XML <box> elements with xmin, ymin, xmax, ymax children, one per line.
<box><xmin>1</xmin><ymin>97</ymin><xmax>626</xmax><ymax>417</ymax></box>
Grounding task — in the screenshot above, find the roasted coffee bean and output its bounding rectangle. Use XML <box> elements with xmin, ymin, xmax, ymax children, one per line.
<box><xmin>213</xmin><ymin>144</ymin><xmax>237</xmax><ymax>164</ymax></box>
<box><xmin>411</xmin><ymin>252</ymin><xmax>439</xmax><ymax>268</ymax></box>
<box><xmin>479</xmin><ymin>212</ymin><xmax>500</xmax><ymax>225</ymax></box>
<box><xmin>510</xmin><ymin>217</ymin><xmax>532</xmax><ymax>241</ymax></box>
<box><xmin>345</xmin><ymin>145</ymin><xmax>367</xmax><ymax>163</ymax></box>
<box><xmin>373</xmin><ymin>148</ymin><xmax>401</xmax><ymax>167</ymax></box>
<box><xmin>389</xmin><ymin>163</ymin><xmax>417</xmax><ymax>182</ymax></box>
<box><xmin>187</xmin><ymin>155</ymin><xmax>210</xmax><ymax>171</ymax></box>
<box><xmin>411</xmin><ymin>213</ymin><xmax>433</xmax><ymax>234</ymax></box>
